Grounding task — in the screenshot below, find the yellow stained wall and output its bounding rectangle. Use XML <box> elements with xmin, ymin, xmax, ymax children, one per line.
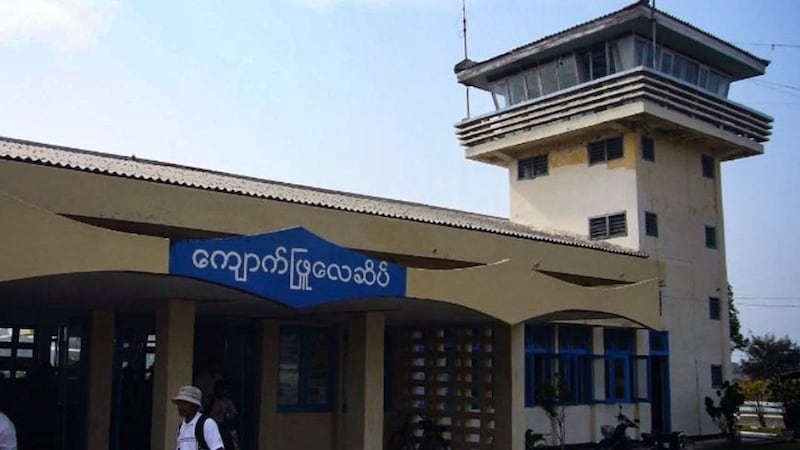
<box><xmin>510</xmin><ymin>132</ymin><xmax>640</xmax><ymax>250</ymax></box>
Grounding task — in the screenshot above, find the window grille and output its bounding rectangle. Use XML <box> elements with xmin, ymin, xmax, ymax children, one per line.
<box><xmin>587</xmin><ymin>136</ymin><xmax>624</xmax><ymax>165</ymax></box>
<box><xmin>518</xmin><ymin>154</ymin><xmax>549</xmax><ymax>180</ymax></box>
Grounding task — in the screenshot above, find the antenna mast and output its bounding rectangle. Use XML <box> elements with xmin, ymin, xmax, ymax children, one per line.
<box><xmin>462</xmin><ymin>0</ymin><xmax>471</xmax><ymax>118</ymax></box>
<box><xmin>651</xmin><ymin>0</ymin><xmax>657</xmax><ymax>69</ymax></box>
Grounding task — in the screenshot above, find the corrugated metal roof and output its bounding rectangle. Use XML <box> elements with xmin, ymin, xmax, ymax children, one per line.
<box><xmin>461</xmin><ymin>0</ymin><xmax>768</xmax><ymax>76</ymax></box>
<box><xmin>0</xmin><ymin>136</ymin><xmax>646</xmax><ymax>256</ymax></box>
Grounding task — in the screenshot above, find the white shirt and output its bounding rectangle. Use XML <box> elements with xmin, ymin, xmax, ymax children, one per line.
<box><xmin>176</xmin><ymin>411</ymin><xmax>224</xmax><ymax>450</ymax></box>
<box><xmin>0</xmin><ymin>412</ymin><xmax>17</xmax><ymax>450</ymax></box>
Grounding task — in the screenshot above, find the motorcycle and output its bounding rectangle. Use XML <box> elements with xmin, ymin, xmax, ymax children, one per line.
<box><xmin>597</xmin><ymin>407</ymin><xmax>640</xmax><ymax>450</ymax></box>
<box><xmin>597</xmin><ymin>406</ymin><xmax>689</xmax><ymax>450</ymax></box>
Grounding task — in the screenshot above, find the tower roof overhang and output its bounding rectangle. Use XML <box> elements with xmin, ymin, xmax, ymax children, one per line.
<box><xmin>455</xmin><ymin>0</ymin><xmax>769</xmax><ymax>90</ymax></box>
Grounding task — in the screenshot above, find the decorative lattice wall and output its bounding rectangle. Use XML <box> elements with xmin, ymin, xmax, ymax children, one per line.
<box><xmin>392</xmin><ymin>325</ymin><xmax>496</xmax><ymax>450</ymax></box>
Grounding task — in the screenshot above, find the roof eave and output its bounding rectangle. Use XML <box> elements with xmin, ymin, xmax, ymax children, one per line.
<box><xmin>456</xmin><ymin>3</ymin><xmax>769</xmax><ymax>89</ymax></box>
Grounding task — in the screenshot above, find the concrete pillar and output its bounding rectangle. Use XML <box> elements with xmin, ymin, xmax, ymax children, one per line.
<box><xmin>345</xmin><ymin>311</ymin><xmax>385</xmax><ymax>450</ymax></box>
<box><xmin>85</xmin><ymin>310</ymin><xmax>114</xmax><ymax>450</ymax></box>
<box><xmin>151</xmin><ymin>299</ymin><xmax>195</xmax><ymax>450</ymax></box>
<box><xmin>493</xmin><ymin>323</ymin><xmax>525</xmax><ymax>450</ymax></box>
<box><xmin>257</xmin><ymin>320</ymin><xmax>280</xmax><ymax>450</ymax></box>
<box><xmin>591</xmin><ymin>327</ymin><xmax>605</xmax><ymax>442</ymax></box>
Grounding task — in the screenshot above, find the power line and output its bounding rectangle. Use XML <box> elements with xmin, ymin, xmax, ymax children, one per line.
<box><xmin>732</xmin><ymin>42</ymin><xmax>800</xmax><ymax>49</ymax></box>
<box><xmin>736</xmin><ymin>296</ymin><xmax>800</xmax><ymax>301</ymax></box>
<box><xmin>753</xmin><ymin>79</ymin><xmax>800</xmax><ymax>92</ymax></box>
<box><xmin>749</xmin><ymin>80</ymin><xmax>800</xmax><ymax>99</ymax></box>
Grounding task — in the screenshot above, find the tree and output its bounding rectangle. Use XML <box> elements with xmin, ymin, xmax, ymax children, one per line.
<box><xmin>740</xmin><ymin>333</ymin><xmax>800</xmax><ymax>383</ymax></box>
<box><xmin>536</xmin><ymin>377</ymin><xmax>571</xmax><ymax>450</ymax></box>
<box><xmin>704</xmin><ymin>381</ymin><xmax>745</xmax><ymax>442</ymax></box>
<box><xmin>728</xmin><ymin>284</ymin><xmax>748</xmax><ymax>351</ymax></box>
<box><xmin>741</xmin><ymin>379</ymin><xmax>770</xmax><ymax>428</ymax></box>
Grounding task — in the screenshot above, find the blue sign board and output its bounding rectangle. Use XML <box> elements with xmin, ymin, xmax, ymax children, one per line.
<box><xmin>169</xmin><ymin>227</ymin><xmax>407</xmax><ymax>308</ymax></box>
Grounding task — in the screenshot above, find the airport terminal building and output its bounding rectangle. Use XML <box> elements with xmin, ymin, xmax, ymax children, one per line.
<box><xmin>0</xmin><ymin>1</ymin><xmax>771</xmax><ymax>449</ymax></box>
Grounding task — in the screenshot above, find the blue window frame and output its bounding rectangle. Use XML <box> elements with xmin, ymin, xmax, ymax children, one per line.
<box><xmin>277</xmin><ymin>326</ymin><xmax>336</xmax><ymax>412</ymax></box>
<box><xmin>557</xmin><ymin>326</ymin><xmax>593</xmax><ymax>404</ymax></box>
<box><xmin>604</xmin><ymin>328</ymin><xmax>635</xmax><ymax>403</ymax></box>
<box><xmin>524</xmin><ymin>325</ymin><xmax>555</xmax><ymax>407</ymax></box>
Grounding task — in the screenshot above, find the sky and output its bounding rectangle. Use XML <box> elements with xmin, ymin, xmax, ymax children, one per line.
<box><xmin>0</xmin><ymin>0</ymin><xmax>798</xmax><ymax>349</ymax></box>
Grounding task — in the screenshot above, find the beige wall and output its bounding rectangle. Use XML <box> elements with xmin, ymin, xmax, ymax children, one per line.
<box><xmin>0</xmin><ymin>159</ymin><xmax>658</xmax><ymax>286</ymax></box>
<box><xmin>506</xmin><ymin>128</ymin><xmax>731</xmax><ymax>436</ymax></box>
<box><xmin>635</xmin><ymin>135</ymin><xmax>727</xmax><ymax>435</ymax></box>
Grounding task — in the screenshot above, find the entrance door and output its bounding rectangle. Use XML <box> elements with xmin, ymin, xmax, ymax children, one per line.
<box><xmin>110</xmin><ymin>314</ymin><xmax>156</xmax><ymax>450</ymax></box>
<box><xmin>194</xmin><ymin>317</ymin><xmax>259</xmax><ymax>450</ymax></box>
<box><xmin>649</xmin><ymin>331</ymin><xmax>671</xmax><ymax>432</ymax></box>
<box><xmin>0</xmin><ymin>315</ymin><xmax>88</xmax><ymax>450</ymax></box>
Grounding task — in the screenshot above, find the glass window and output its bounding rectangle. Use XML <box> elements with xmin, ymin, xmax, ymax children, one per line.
<box><xmin>558</xmin><ymin>326</ymin><xmax>593</xmax><ymax>404</ymax></box>
<box><xmin>525</xmin><ymin>325</ymin><xmax>555</xmax><ymax>407</ymax></box>
<box><xmin>671</xmin><ymin>55</ymin><xmax>685</xmax><ymax>79</ymax></box>
<box><xmin>277</xmin><ymin>327</ymin><xmax>335</xmax><ymax>412</ymax></box>
<box><xmin>709</xmin><ymin>297</ymin><xmax>721</xmax><ymax>320</ymax></box>
<box><xmin>660</xmin><ymin>52</ymin><xmax>672</xmax><ymax>74</ymax></box>
<box><xmin>702</xmin><ymin>154</ymin><xmax>715</xmax><ymax>178</ymax></box>
<box><xmin>642</xmin><ymin>136</ymin><xmax>655</xmax><ymax>162</ymax></box>
<box><xmin>649</xmin><ymin>331</ymin><xmax>669</xmax><ymax>355</ymax></box>
<box><xmin>604</xmin><ymin>329</ymin><xmax>635</xmax><ymax>403</ymax></box>
<box><xmin>490</xmin><ymin>81</ymin><xmax>509</xmax><ymax>110</ymax></box>
<box><xmin>707</xmin><ymin>71</ymin><xmax>721</xmax><ymax>95</ymax></box>
<box><xmin>683</xmin><ymin>60</ymin><xmax>699</xmax><ymax>84</ymax></box>
<box><xmin>645</xmin><ymin>211</ymin><xmax>658</xmax><ymax>237</ymax></box>
<box><xmin>278</xmin><ymin>333</ymin><xmax>300</xmax><ymax>406</ymax></box>
<box><xmin>0</xmin><ymin>328</ymin><xmax>11</xmax><ymax>343</ymax></box>
<box><xmin>591</xmin><ymin>45</ymin><xmax>608</xmax><ymax>78</ymax></box>
<box><xmin>607</xmin><ymin>42</ymin><xmax>623</xmax><ymax>74</ymax></box>
<box><xmin>18</xmin><ymin>329</ymin><xmax>34</xmax><ymax>344</ymax></box>
<box><xmin>508</xmin><ymin>75</ymin><xmax>527</xmax><ymax>105</ymax></box>
<box><xmin>705</xmin><ymin>225</ymin><xmax>717</xmax><ymax>250</ymax></box>
<box><xmin>539</xmin><ymin>61</ymin><xmax>559</xmax><ymax>95</ymax></box>
<box><xmin>698</xmin><ymin>67</ymin><xmax>709</xmax><ymax>88</ymax></box>
<box><xmin>711</xmin><ymin>365</ymin><xmax>723</xmax><ymax>389</ymax></box>
<box><xmin>525</xmin><ymin>70</ymin><xmax>541</xmax><ymax>100</ymax></box>
<box><xmin>558</xmin><ymin>56</ymin><xmax>578</xmax><ymax>89</ymax></box>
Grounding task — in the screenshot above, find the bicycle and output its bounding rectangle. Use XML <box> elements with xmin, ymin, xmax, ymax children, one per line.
<box><xmin>388</xmin><ymin>411</ymin><xmax>449</xmax><ymax>450</ymax></box>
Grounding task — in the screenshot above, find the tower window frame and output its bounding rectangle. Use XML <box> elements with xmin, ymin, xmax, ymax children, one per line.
<box><xmin>711</xmin><ymin>364</ymin><xmax>723</xmax><ymax>389</ymax></box>
<box><xmin>641</xmin><ymin>136</ymin><xmax>655</xmax><ymax>162</ymax></box>
<box><xmin>518</xmin><ymin>154</ymin><xmax>549</xmax><ymax>180</ymax></box>
<box><xmin>645</xmin><ymin>211</ymin><xmax>658</xmax><ymax>237</ymax></box>
<box><xmin>709</xmin><ymin>297</ymin><xmax>721</xmax><ymax>320</ymax></box>
<box><xmin>588</xmin><ymin>136</ymin><xmax>624</xmax><ymax>165</ymax></box>
<box><xmin>705</xmin><ymin>225</ymin><xmax>717</xmax><ymax>249</ymax></box>
<box><xmin>702</xmin><ymin>154</ymin><xmax>715</xmax><ymax>178</ymax></box>
<box><xmin>589</xmin><ymin>212</ymin><xmax>627</xmax><ymax>240</ymax></box>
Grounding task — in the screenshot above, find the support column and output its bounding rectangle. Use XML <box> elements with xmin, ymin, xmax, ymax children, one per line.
<box><xmin>257</xmin><ymin>320</ymin><xmax>280</xmax><ymax>450</ymax></box>
<box><xmin>494</xmin><ymin>322</ymin><xmax>525</xmax><ymax>450</ymax></box>
<box><xmin>151</xmin><ymin>299</ymin><xmax>195</xmax><ymax>450</ymax></box>
<box><xmin>85</xmin><ymin>310</ymin><xmax>115</xmax><ymax>450</ymax></box>
<box><xmin>345</xmin><ymin>311</ymin><xmax>385</xmax><ymax>450</ymax></box>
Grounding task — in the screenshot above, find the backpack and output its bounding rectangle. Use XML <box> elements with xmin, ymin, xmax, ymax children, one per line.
<box><xmin>177</xmin><ymin>414</ymin><xmax>215</xmax><ymax>450</ymax></box>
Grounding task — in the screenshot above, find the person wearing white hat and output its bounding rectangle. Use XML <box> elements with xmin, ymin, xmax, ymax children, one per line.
<box><xmin>173</xmin><ymin>385</ymin><xmax>225</xmax><ymax>450</ymax></box>
<box><xmin>0</xmin><ymin>411</ymin><xmax>16</xmax><ymax>450</ymax></box>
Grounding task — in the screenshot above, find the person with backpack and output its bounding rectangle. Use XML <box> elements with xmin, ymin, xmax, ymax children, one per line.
<box><xmin>172</xmin><ymin>385</ymin><xmax>225</xmax><ymax>450</ymax></box>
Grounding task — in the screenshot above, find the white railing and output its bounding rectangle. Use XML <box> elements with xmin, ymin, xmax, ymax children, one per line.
<box><xmin>454</xmin><ymin>68</ymin><xmax>772</xmax><ymax>150</ymax></box>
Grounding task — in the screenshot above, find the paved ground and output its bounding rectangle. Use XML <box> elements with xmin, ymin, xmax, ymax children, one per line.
<box><xmin>690</xmin><ymin>431</ymin><xmax>796</xmax><ymax>449</ymax></box>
